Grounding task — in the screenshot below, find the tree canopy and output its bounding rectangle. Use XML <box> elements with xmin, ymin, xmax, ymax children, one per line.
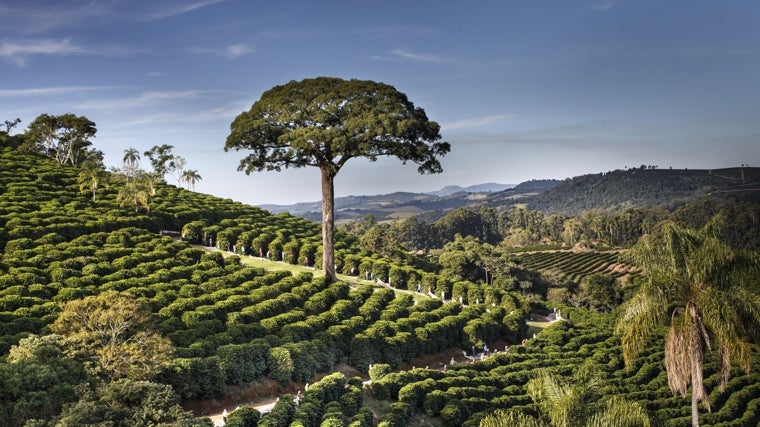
<box><xmin>50</xmin><ymin>290</ymin><xmax>174</xmax><ymax>380</ymax></box>
<box><xmin>616</xmin><ymin>217</ymin><xmax>760</xmax><ymax>426</ymax></box>
<box><xmin>22</xmin><ymin>113</ymin><xmax>99</xmax><ymax>166</ymax></box>
<box><xmin>225</xmin><ymin>77</ymin><xmax>450</xmax><ymax>281</ymax></box>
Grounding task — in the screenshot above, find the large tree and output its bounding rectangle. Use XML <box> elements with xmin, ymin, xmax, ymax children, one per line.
<box><xmin>615</xmin><ymin>217</ymin><xmax>760</xmax><ymax>426</ymax></box>
<box><xmin>23</xmin><ymin>113</ymin><xmax>98</xmax><ymax>166</ymax></box>
<box><xmin>225</xmin><ymin>77</ymin><xmax>450</xmax><ymax>281</ymax></box>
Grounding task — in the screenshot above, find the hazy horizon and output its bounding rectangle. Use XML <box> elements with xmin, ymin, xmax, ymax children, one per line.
<box><xmin>2</xmin><ymin>0</ymin><xmax>758</xmax><ymax>204</ymax></box>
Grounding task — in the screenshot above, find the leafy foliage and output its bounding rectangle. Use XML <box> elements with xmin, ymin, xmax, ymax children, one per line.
<box><xmin>616</xmin><ymin>218</ymin><xmax>760</xmax><ymax>425</ymax></box>
<box><xmin>50</xmin><ymin>290</ymin><xmax>174</xmax><ymax>380</ymax></box>
<box><xmin>225</xmin><ymin>76</ymin><xmax>450</xmax><ymax>281</ymax></box>
<box><xmin>0</xmin><ymin>145</ymin><xmax>758</xmax><ymax>427</ymax></box>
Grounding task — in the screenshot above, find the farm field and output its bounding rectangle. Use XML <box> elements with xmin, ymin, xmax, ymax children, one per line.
<box><xmin>514</xmin><ymin>250</ymin><xmax>638</xmax><ymax>284</ymax></box>
<box><xmin>0</xmin><ymin>147</ymin><xmax>758</xmax><ymax>426</ymax></box>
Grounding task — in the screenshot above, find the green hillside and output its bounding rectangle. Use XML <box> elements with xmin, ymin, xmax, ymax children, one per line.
<box><xmin>265</xmin><ymin>166</ymin><xmax>760</xmax><ymax>227</ymax></box>
<box><xmin>1</xmin><ymin>148</ymin><xmax>759</xmax><ymax>427</ymax></box>
<box><xmin>521</xmin><ymin>167</ymin><xmax>760</xmax><ymax>214</ymax></box>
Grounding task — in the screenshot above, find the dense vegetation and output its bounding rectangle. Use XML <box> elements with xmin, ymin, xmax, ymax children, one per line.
<box><xmin>523</xmin><ymin>166</ymin><xmax>760</xmax><ymax>214</ymax></box>
<box><xmin>0</xmin><ymin>133</ymin><xmax>759</xmax><ymax>426</ymax></box>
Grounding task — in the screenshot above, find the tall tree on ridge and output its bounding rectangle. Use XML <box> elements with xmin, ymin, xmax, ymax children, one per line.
<box><xmin>144</xmin><ymin>144</ymin><xmax>180</xmax><ymax>181</ymax></box>
<box><xmin>616</xmin><ymin>217</ymin><xmax>760</xmax><ymax>427</ymax></box>
<box><xmin>225</xmin><ymin>77</ymin><xmax>450</xmax><ymax>282</ymax></box>
<box><xmin>181</xmin><ymin>169</ymin><xmax>202</xmax><ymax>190</ymax></box>
<box><xmin>23</xmin><ymin>113</ymin><xmax>97</xmax><ymax>166</ymax></box>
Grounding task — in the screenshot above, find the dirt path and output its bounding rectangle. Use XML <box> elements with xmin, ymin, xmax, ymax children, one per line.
<box><xmin>204</xmin><ymin>399</ymin><xmax>278</xmax><ymax>426</ymax></box>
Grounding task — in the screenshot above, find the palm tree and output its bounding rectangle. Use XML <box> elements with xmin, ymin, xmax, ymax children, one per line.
<box><xmin>122</xmin><ymin>147</ymin><xmax>140</xmax><ymax>167</ymax></box>
<box><xmin>615</xmin><ymin>217</ymin><xmax>760</xmax><ymax>427</ymax></box>
<box><xmin>479</xmin><ymin>368</ymin><xmax>650</xmax><ymax>427</ymax></box>
<box><xmin>181</xmin><ymin>169</ymin><xmax>202</xmax><ymax>191</ymax></box>
<box><xmin>117</xmin><ymin>180</ymin><xmax>149</xmax><ymax>212</ymax></box>
<box><xmin>116</xmin><ymin>171</ymin><xmax>155</xmax><ymax>212</ymax></box>
<box><xmin>77</xmin><ymin>160</ymin><xmax>107</xmax><ymax>201</ymax></box>
<box><xmin>121</xmin><ymin>147</ymin><xmax>141</xmax><ymax>183</ymax></box>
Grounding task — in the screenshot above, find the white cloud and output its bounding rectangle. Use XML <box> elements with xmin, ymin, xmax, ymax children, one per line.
<box><xmin>0</xmin><ymin>38</ymin><xmax>85</xmax><ymax>66</ymax></box>
<box><xmin>444</xmin><ymin>114</ymin><xmax>516</xmax><ymax>131</ymax></box>
<box><xmin>192</xmin><ymin>43</ymin><xmax>254</xmax><ymax>59</ymax></box>
<box><xmin>0</xmin><ymin>86</ymin><xmax>121</xmax><ymax>97</ymax></box>
<box><xmin>591</xmin><ymin>0</ymin><xmax>621</xmax><ymax>11</ymax></box>
<box><xmin>141</xmin><ymin>0</ymin><xmax>231</xmax><ymax>21</ymax></box>
<box><xmin>75</xmin><ymin>90</ymin><xmax>209</xmax><ymax>110</ymax></box>
<box><xmin>0</xmin><ymin>37</ymin><xmax>141</xmax><ymax>66</ymax></box>
<box><xmin>224</xmin><ymin>43</ymin><xmax>254</xmax><ymax>58</ymax></box>
<box><xmin>371</xmin><ymin>48</ymin><xmax>449</xmax><ymax>63</ymax></box>
<box><xmin>0</xmin><ymin>1</ymin><xmax>111</xmax><ymax>34</ymax></box>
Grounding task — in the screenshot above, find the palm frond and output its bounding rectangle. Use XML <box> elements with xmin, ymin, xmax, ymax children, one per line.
<box><xmin>479</xmin><ymin>409</ymin><xmax>547</xmax><ymax>427</ymax></box>
<box><xmin>615</xmin><ymin>288</ymin><xmax>668</xmax><ymax>366</ymax></box>
<box><xmin>664</xmin><ymin>317</ymin><xmax>692</xmax><ymax>397</ymax></box>
<box><xmin>586</xmin><ymin>396</ymin><xmax>651</xmax><ymax>427</ymax></box>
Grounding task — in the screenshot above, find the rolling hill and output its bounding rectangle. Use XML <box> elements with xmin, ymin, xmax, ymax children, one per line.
<box><xmin>1</xmin><ymin>147</ymin><xmax>759</xmax><ymax>426</ymax></box>
<box><xmin>260</xmin><ymin>166</ymin><xmax>760</xmax><ymax>223</ymax></box>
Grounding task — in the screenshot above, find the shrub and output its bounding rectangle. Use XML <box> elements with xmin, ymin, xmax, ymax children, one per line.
<box><xmin>439</xmin><ymin>400</ymin><xmax>469</xmax><ymax>427</ymax></box>
<box><xmin>226</xmin><ymin>406</ymin><xmax>261</xmax><ymax>427</ymax></box>
<box><xmin>267</xmin><ymin>347</ymin><xmax>294</xmax><ymax>385</ymax></box>
<box><xmin>377</xmin><ymin>402</ymin><xmax>413</xmax><ymax>427</ymax></box>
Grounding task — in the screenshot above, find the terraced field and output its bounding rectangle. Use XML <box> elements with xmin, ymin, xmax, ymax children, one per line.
<box><xmin>515</xmin><ymin>250</ymin><xmax>638</xmax><ymax>284</ymax></box>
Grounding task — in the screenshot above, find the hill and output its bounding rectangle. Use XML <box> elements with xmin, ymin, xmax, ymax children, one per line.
<box><xmin>262</xmin><ymin>167</ymin><xmax>760</xmax><ymax>223</ymax></box>
<box><xmin>0</xmin><ymin>147</ymin><xmax>531</xmax><ymax>424</ymax></box>
<box><xmin>520</xmin><ymin>167</ymin><xmax>760</xmax><ymax>214</ymax></box>
<box><xmin>1</xmin><ymin>147</ymin><xmax>759</xmax><ymax>426</ymax></box>
<box><xmin>260</xmin><ymin>183</ymin><xmax>543</xmax><ymax>222</ymax></box>
<box><xmin>426</xmin><ymin>182</ymin><xmax>514</xmax><ymax>196</ymax></box>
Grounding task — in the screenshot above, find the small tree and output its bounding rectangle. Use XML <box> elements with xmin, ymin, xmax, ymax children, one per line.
<box><xmin>50</xmin><ymin>290</ymin><xmax>174</xmax><ymax>380</ymax></box>
<box><xmin>479</xmin><ymin>368</ymin><xmax>650</xmax><ymax>427</ymax></box>
<box><xmin>123</xmin><ymin>147</ymin><xmax>141</xmax><ymax>170</ymax></box>
<box><xmin>226</xmin><ymin>406</ymin><xmax>261</xmax><ymax>427</ymax></box>
<box><xmin>225</xmin><ymin>77</ymin><xmax>449</xmax><ymax>281</ymax></box>
<box><xmin>78</xmin><ymin>159</ymin><xmax>108</xmax><ymax>201</ymax></box>
<box><xmin>144</xmin><ymin>144</ymin><xmax>179</xmax><ymax>181</ymax></box>
<box><xmin>116</xmin><ymin>171</ymin><xmax>156</xmax><ymax>212</ymax></box>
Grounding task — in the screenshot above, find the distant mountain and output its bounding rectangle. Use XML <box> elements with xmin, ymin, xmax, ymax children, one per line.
<box><xmin>512</xmin><ymin>179</ymin><xmax>560</xmax><ymax>191</ymax></box>
<box><xmin>427</xmin><ymin>182</ymin><xmax>514</xmax><ymax>197</ymax></box>
<box><xmin>260</xmin><ymin>167</ymin><xmax>760</xmax><ymax>222</ymax></box>
<box><xmin>260</xmin><ymin>182</ymin><xmax>529</xmax><ymax>222</ymax></box>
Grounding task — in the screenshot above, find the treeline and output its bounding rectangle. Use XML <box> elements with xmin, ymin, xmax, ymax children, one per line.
<box><xmin>523</xmin><ymin>166</ymin><xmax>760</xmax><ymax>214</ymax></box>
<box><xmin>1</xmin><ymin>114</ymin><xmax>204</xmax><ymax>213</ymax></box>
<box><xmin>342</xmin><ymin>199</ymin><xmax>760</xmax><ymax>255</ymax></box>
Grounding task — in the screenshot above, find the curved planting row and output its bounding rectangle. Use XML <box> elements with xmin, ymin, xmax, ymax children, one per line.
<box><xmin>367</xmin><ymin>311</ymin><xmax>760</xmax><ymax>426</ymax></box>
<box><xmin>516</xmin><ymin>250</ymin><xmax>635</xmax><ymax>284</ymax></box>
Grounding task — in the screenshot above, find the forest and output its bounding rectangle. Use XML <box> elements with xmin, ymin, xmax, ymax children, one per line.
<box><xmin>1</xmin><ymin>115</ymin><xmax>760</xmax><ymax>427</ymax></box>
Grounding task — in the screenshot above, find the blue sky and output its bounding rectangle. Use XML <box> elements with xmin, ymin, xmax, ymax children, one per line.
<box><xmin>1</xmin><ymin>0</ymin><xmax>758</xmax><ymax>205</ymax></box>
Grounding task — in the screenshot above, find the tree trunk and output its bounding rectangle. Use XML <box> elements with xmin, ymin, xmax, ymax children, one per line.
<box><xmin>691</xmin><ymin>368</ymin><xmax>700</xmax><ymax>427</ymax></box>
<box><xmin>320</xmin><ymin>167</ymin><xmax>337</xmax><ymax>282</ymax></box>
